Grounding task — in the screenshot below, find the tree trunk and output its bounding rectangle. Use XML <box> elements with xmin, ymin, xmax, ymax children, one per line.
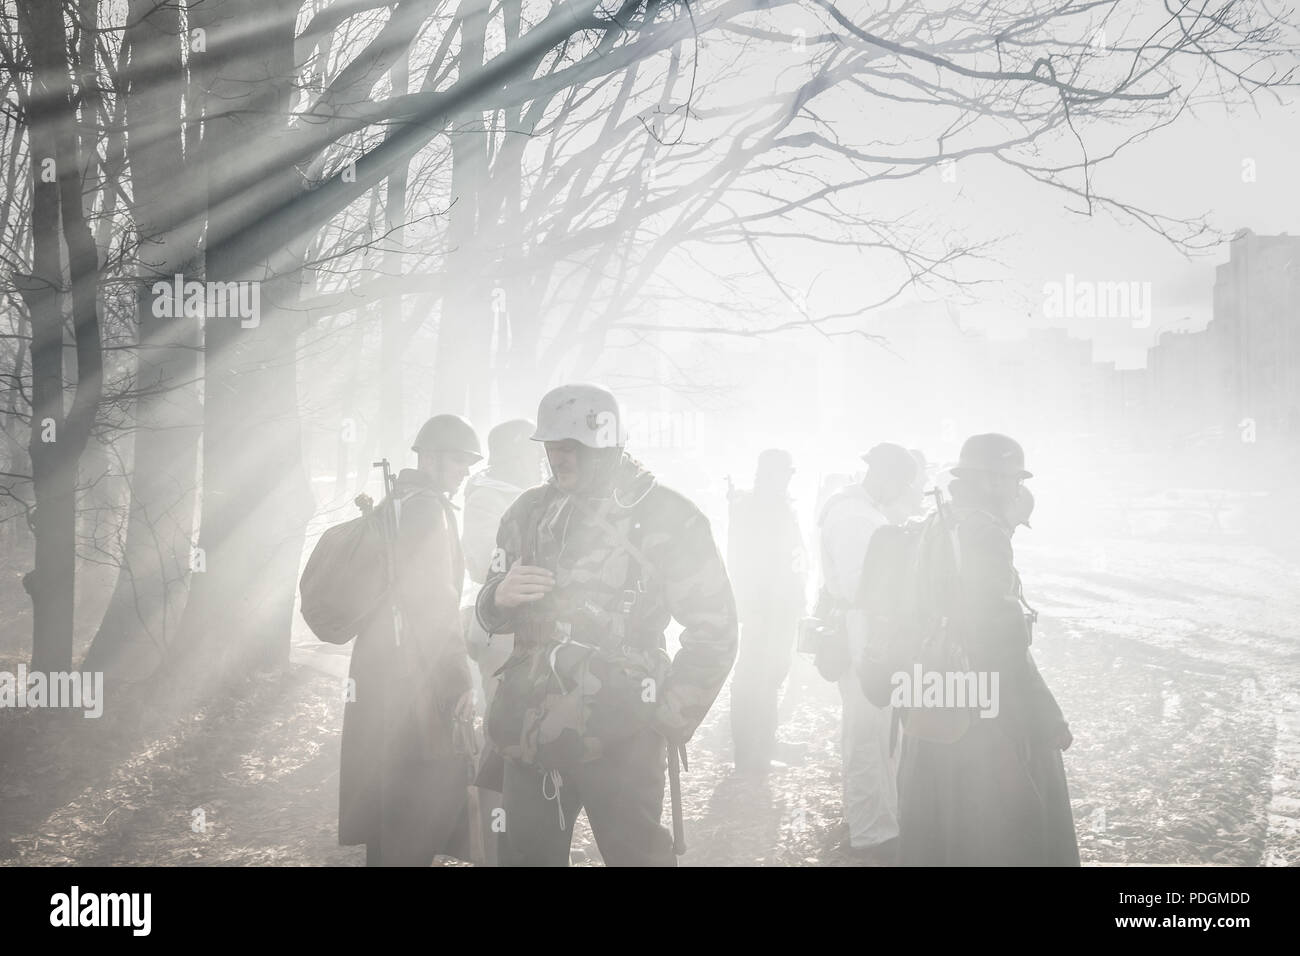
<box><xmin>17</xmin><ymin>0</ymin><xmax>105</xmax><ymax>672</ymax></box>
<box><xmin>84</xmin><ymin>0</ymin><xmax>202</xmax><ymax>678</ymax></box>
<box><xmin>380</xmin><ymin>49</ymin><xmax>409</xmax><ymax>456</ymax></box>
<box><xmin>432</xmin><ymin>0</ymin><xmax>492</xmax><ymax>420</ymax></box>
<box><xmin>16</xmin><ymin>76</ymin><xmax>70</xmax><ymax>671</ymax></box>
<box><xmin>171</xmin><ymin>0</ymin><xmax>313</xmax><ymax>679</ymax></box>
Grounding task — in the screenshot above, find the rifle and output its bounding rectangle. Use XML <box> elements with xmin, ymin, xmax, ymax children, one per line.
<box><xmin>925</xmin><ymin>485</ymin><xmax>960</xmax><ymax>616</ymax></box>
<box><xmin>926</xmin><ymin>485</ymin><xmax>948</xmax><ymax>523</ymax></box>
<box><xmin>374</xmin><ymin>459</ymin><xmax>404</xmax><ymax>647</ymax></box>
<box><xmin>668</xmin><ymin>740</ymin><xmax>687</xmax><ymax>855</ymax></box>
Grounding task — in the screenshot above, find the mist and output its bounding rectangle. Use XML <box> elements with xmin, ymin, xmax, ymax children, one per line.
<box><xmin>0</xmin><ymin>0</ymin><xmax>1298</xmax><ymax>883</ymax></box>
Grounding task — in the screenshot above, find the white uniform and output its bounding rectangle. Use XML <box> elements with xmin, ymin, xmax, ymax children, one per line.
<box><xmin>461</xmin><ymin>472</ymin><xmax>526</xmax><ymax>711</ymax></box>
<box><xmin>460</xmin><ymin>470</ymin><xmax>528</xmax><ymax>868</ymax></box>
<box><xmin>819</xmin><ymin>484</ymin><xmax>900</xmax><ymax>850</ymax></box>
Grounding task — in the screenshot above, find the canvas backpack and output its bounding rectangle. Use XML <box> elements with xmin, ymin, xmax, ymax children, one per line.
<box><xmin>855</xmin><ymin>515</ymin><xmax>930</xmax><ymax>707</ymax></box>
<box><xmin>299</xmin><ymin>490</ymin><xmax>414</xmax><ymax>645</ymax></box>
<box><xmin>857</xmin><ymin>493</ymin><xmax>975</xmax><ymax>746</ymax></box>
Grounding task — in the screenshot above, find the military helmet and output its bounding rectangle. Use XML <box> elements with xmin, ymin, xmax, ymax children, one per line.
<box><xmin>756</xmin><ymin>448</ymin><xmax>794</xmax><ymax>474</ymax></box>
<box><xmin>951</xmin><ymin>433</ymin><xmax>1032</xmax><ymax>480</ymax></box>
<box><xmin>411</xmin><ymin>414</ymin><xmax>483</xmax><ymax>461</ymax></box>
<box><xmin>861</xmin><ymin>442</ymin><xmax>918</xmax><ymax>481</ymax></box>
<box><xmin>487</xmin><ymin>418</ymin><xmax>536</xmax><ymax>463</ymax></box>
<box><xmin>531</xmin><ymin>383</ymin><xmax>624</xmax><ymax>449</ymax></box>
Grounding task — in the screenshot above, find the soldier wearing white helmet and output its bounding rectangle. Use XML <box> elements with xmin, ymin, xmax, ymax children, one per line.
<box><xmin>529</xmin><ymin>382</ymin><xmax>627</xmax><ymax>495</ymax></box>
<box><xmin>474</xmin><ymin>383</ymin><xmax>737</xmax><ymax>866</ymax></box>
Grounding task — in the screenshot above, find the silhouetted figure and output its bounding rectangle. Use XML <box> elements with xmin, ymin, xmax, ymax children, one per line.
<box><xmin>818</xmin><ymin>443</ymin><xmax>917</xmax><ymax>859</ymax></box>
<box><xmin>475</xmin><ymin>384</ymin><xmax>737</xmax><ymax>867</ymax></box>
<box><xmin>461</xmin><ymin>417</ymin><xmax>541</xmax><ymax>865</ymax></box>
<box><xmin>728</xmin><ymin>449</ymin><xmax>806</xmax><ymax>773</ymax></box>
<box><xmin>463</xmin><ymin>419</ymin><xmax>543</xmax><ymax>711</ymax></box>
<box><xmin>339</xmin><ymin>415</ymin><xmax>481</xmax><ymax>866</ymax></box>
<box><xmin>897</xmin><ymin>433</ymin><xmax>1079</xmax><ymax>866</ymax></box>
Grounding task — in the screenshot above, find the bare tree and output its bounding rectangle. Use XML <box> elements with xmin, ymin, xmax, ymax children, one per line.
<box><xmin>1</xmin><ymin>0</ymin><xmax>1295</xmax><ymax>684</ymax></box>
<box><xmin>11</xmin><ymin>0</ymin><xmax>107</xmax><ymax>672</ymax></box>
<box><xmin>84</xmin><ymin>0</ymin><xmax>204</xmax><ymax>678</ymax></box>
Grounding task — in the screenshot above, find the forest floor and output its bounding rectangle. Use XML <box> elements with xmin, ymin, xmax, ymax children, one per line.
<box><xmin>1</xmin><ymin>532</ymin><xmax>1297</xmax><ymax>866</ymax></box>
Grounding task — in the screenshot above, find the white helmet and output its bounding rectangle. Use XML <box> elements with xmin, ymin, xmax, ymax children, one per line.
<box><xmin>531</xmin><ymin>383</ymin><xmax>625</xmax><ymax>449</ymax></box>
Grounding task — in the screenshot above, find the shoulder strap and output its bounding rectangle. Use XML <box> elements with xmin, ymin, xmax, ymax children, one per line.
<box><xmin>1014</xmin><ymin>569</ymin><xmax>1038</xmax><ymax>643</ymax></box>
<box><xmin>618</xmin><ymin>509</ymin><xmax>647</xmax><ymax>615</ymax></box>
<box><xmin>576</xmin><ymin>494</ymin><xmax>652</xmax><ymax>572</ymax></box>
<box><xmin>520</xmin><ymin>486</ymin><xmax>556</xmax><ymax>566</ymax></box>
<box><xmin>577</xmin><ymin>495</ymin><xmax>654</xmax><ymax>623</ymax></box>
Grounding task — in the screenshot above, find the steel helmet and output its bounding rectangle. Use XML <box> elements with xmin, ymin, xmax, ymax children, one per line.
<box><xmin>756</xmin><ymin>448</ymin><xmax>794</xmax><ymax>475</ymax></box>
<box><xmin>861</xmin><ymin>442</ymin><xmax>918</xmax><ymax>482</ymax></box>
<box><xmin>411</xmin><ymin>414</ymin><xmax>483</xmax><ymax>461</ymax></box>
<box><xmin>951</xmin><ymin>433</ymin><xmax>1032</xmax><ymax>480</ymax></box>
<box><xmin>487</xmin><ymin>419</ymin><xmax>536</xmax><ymax>463</ymax></box>
<box><xmin>531</xmin><ymin>383</ymin><xmax>624</xmax><ymax>449</ymax></box>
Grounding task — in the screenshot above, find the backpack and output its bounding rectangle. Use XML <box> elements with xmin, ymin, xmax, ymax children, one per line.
<box><xmin>856</xmin><ymin>495</ymin><xmax>973</xmax><ymax>745</ymax></box>
<box><xmin>299</xmin><ymin>493</ymin><xmax>401</xmax><ymax>645</ymax></box>
<box><xmin>855</xmin><ymin>517</ymin><xmax>929</xmax><ymax>707</ymax></box>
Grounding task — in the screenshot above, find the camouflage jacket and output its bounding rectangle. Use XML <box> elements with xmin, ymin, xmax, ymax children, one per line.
<box><xmin>475</xmin><ymin>453</ymin><xmax>737</xmax><ymax>743</ymax></box>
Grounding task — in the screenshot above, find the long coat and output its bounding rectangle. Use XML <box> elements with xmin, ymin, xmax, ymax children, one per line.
<box><xmin>897</xmin><ymin>493</ymin><xmax>1080</xmax><ymax>866</ymax></box>
<box><xmin>339</xmin><ymin>468</ymin><xmax>473</xmax><ymax>864</ymax></box>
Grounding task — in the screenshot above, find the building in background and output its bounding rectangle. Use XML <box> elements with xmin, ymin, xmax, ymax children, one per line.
<box><xmin>1211</xmin><ymin>229</ymin><xmax>1300</xmax><ymax>446</ymax></box>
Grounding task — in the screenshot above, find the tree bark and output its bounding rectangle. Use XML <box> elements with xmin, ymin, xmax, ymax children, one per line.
<box><xmin>380</xmin><ymin>49</ymin><xmax>410</xmax><ymax>456</ymax></box>
<box><xmin>16</xmin><ymin>0</ymin><xmax>105</xmax><ymax>673</ymax></box>
<box><xmin>84</xmin><ymin>0</ymin><xmax>203</xmax><ymax>679</ymax></box>
<box><xmin>171</xmin><ymin>0</ymin><xmax>313</xmax><ymax>678</ymax></box>
<box><xmin>431</xmin><ymin>0</ymin><xmax>492</xmax><ymax>420</ymax></box>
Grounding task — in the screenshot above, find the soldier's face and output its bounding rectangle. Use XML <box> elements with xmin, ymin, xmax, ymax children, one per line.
<box><xmin>431</xmin><ymin>451</ymin><xmax>477</xmax><ymax>495</ymax></box>
<box><xmin>545</xmin><ymin>440</ymin><xmax>583</xmax><ymax>492</ymax></box>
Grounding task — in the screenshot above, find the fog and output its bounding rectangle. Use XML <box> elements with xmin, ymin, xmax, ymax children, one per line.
<box><xmin>1</xmin><ymin>0</ymin><xmax>1299</xmax><ymax>876</ymax></box>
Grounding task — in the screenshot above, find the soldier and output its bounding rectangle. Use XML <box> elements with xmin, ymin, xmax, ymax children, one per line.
<box><xmin>818</xmin><ymin>442</ymin><xmax>917</xmax><ymax>861</ymax></box>
<box><xmin>897</xmin><ymin>433</ymin><xmax>1079</xmax><ymax>866</ymax></box>
<box><xmin>460</xmin><ymin>418</ymin><xmax>541</xmax><ymax>865</ymax></box>
<box><xmin>338</xmin><ymin>414</ymin><xmax>481</xmax><ymax>866</ymax></box>
<box><xmin>475</xmin><ymin>383</ymin><xmax>737</xmax><ymax>867</ymax></box>
<box><xmin>463</xmin><ymin>419</ymin><xmax>543</xmax><ymax>712</ymax></box>
<box><xmin>727</xmin><ymin>449</ymin><xmax>806</xmax><ymax>774</ymax></box>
